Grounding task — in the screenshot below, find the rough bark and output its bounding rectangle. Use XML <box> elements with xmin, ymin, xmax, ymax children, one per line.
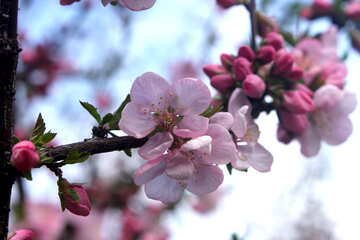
<box><xmin>0</xmin><ymin>0</ymin><xmax>19</xmax><ymax>238</ymax></box>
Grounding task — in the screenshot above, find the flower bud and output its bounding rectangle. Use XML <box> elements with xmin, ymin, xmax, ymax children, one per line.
<box><xmin>60</xmin><ymin>180</ymin><xmax>91</xmax><ymax>216</ymax></box>
<box><xmin>11</xmin><ymin>141</ymin><xmax>39</xmax><ymax>172</ymax></box>
<box><xmin>203</xmin><ymin>64</ymin><xmax>226</xmax><ymax>78</ymax></box>
<box><xmin>277</xmin><ymin>125</ymin><xmax>293</xmax><ymax>144</ymax></box>
<box><xmin>300</xmin><ymin>7</ymin><xmax>314</xmax><ymax>19</ymax></box>
<box><xmin>8</xmin><ymin>229</ymin><xmax>34</xmax><ymax>240</ymax></box>
<box><xmin>60</xmin><ymin>0</ymin><xmax>80</xmax><ymax>5</ymax></box>
<box><xmin>257</xmin><ymin>12</ymin><xmax>279</xmax><ymax>37</ymax></box>
<box><xmin>273</xmin><ymin>49</ymin><xmax>294</xmax><ymax>76</ymax></box>
<box><xmin>237</xmin><ymin>46</ymin><xmax>255</xmax><ymax>62</ymax></box>
<box><xmin>264</xmin><ymin>32</ymin><xmax>283</xmax><ymax>50</ymax></box>
<box><xmin>278</xmin><ymin>110</ymin><xmax>308</xmax><ymax>134</ymax></box>
<box><xmin>350</xmin><ymin>30</ymin><xmax>360</xmax><ymax>53</ymax></box>
<box><xmin>220</xmin><ymin>53</ymin><xmax>235</xmax><ymax>69</ymax></box>
<box><xmin>210</xmin><ymin>74</ymin><xmax>235</xmax><ymax>93</ymax></box>
<box><xmin>285</xmin><ymin>65</ymin><xmax>303</xmax><ymax>81</ymax></box>
<box><xmin>257</xmin><ymin>45</ymin><xmax>275</xmax><ymax>64</ymax></box>
<box><xmin>232</xmin><ymin>57</ymin><xmax>252</xmax><ymax>81</ymax></box>
<box><xmin>216</xmin><ymin>0</ymin><xmax>239</xmax><ymax>9</ymax></box>
<box><xmin>313</xmin><ymin>0</ymin><xmax>332</xmax><ymax>15</ymax></box>
<box><xmin>296</xmin><ymin>84</ymin><xmax>314</xmax><ymax>97</ymax></box>
<box><xmin>345</xmin><ymin>2</ymin><xmax>360</xmax><ymax>21</ymax></box>
<box><xmin>283</xmin><ymin>90</ymin><xmax>314</xmax><ymax>114</ymax></box>
<box><xmin>242</xmin><ymin>74</ymin><xmax>265</xmax><ymax>99</ymax></box>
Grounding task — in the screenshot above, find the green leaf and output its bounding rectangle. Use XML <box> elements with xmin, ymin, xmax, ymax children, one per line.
<box><xmin>65</xmin><ymin>187</ymin><xmax>81</xmax><ymax>203</ymax></box>
<box><xmin>124</xmin><ymin>148</ymin><xmax>132</xmax><ymax>157</ymax></box>
<box><xmin>280</xmin><ymin>30</ymin><xmax>296</xmax><ymax>46</ymax></box>
<box><xmin>23</xmin><ymin>171</ymin><xmax>32</xmax><ymax>181</ymax></box>
<box><xmin>39</xmin><ymin>131</ymin><xmax>57</xmax><ymax>145</ymax></box>
<box><xmin>80</xmin><ymin>101</ymin><xmax>101</xmax><ymax>123</ymax></box>
<box><xmin>63</xmin><ymin>149</ymin><xmax>90</xmax><ymax>165</ymax></box>
<box><xmin>101</xmin><ymin>113</ymin><xmax>114</xmax><ymax>125</ymax></box>
<box><xmin>226</xmin><ymin>163</ymin><xmax>233</xmax><ymax>175</ymax></box>
<box><xmin>57</xmin><ymin>178</ymin><xmax>66</xmax><ymax>211</ymax></box>
<box><xmin>109</xmin><ymin>94</ymin><xmax>131</xmax><ymax>130</ymax></box>
<box><xmin>11</xmin><ymin>136</ymin><xmax>20</xmax><ymax>144</ymax></box>
<box><xmin>31</xmin><ymin>113</ymin><xmax>46</xmax><ymax>140</ymax></box>
<box><xmin>201</xmin><ymin>105</ymin><xmax>224</xmax><ymax>118</ymax></box>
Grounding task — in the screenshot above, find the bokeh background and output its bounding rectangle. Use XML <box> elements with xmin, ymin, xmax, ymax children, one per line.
<box><xmin>10</xmin><ymin>0</ymin><xmax>360</xmax><ymax>239</ymax></box>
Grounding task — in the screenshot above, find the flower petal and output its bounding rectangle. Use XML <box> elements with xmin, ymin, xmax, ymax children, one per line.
<box><xmin>130</xmin><ymin>72</ymin><xmax>170</xmax><ymax>109</ymax></box>
<box><xmin>168</xmin><ymin>78</ymin><xmax>211</xmax><ymax>115</ymax></box>
<box><xmin>239</xmin><ymin>143</ymin><xmax>273</xmax><ymax>172</ymax></box>
<box><xmin>231</xmin><ymin>107</ymin><xmax>248</xmax><ymax>138</ymax></box>
<box><xmin>228</xmin><ymin>88</ymin><xmax>252</xmax><ymax>119</ymax></box>
<box><xmin>138</xmin><ymin>132</ymin><xmax>173</xmax><ymax>160</ymax></box>
<box><xmin>314</xmin><ymin>85</ymin><xmax>343</xmax><ymax>111</ymax></box>
<box><xmin>322</xmin><ymin>116</ymin><xmax>353</xmax><ymax>145</ymax></box>
<box><xmin>145</xmin><ymin>173</ymin><xmax>186</xmax><ymax>204</ymax></box>
<box><xmin>122</xmin><ymin>0</ymin><xmax>156</xmax><ymax>11</ymax></box>
<box><xmin>298</xmin><ymin>125</ymin><xmax>321</xmax><ymax>157</ymax></box>
<box><xmin>173</xmin><ymin>115</ymin><xmax>209</xmax><ymax>138</ymax></box>
<box><xmin>181</xmin><ymin>136</ymin><xmax>212</xmax><ymax>154</ymax></box>
<box><xmin>187</xmin><ymin>165</ymin><xmax>224</xmax><ymax>196</ymax></box>
<box><xmin>118</xmin><ymin>102</ymin><xmax>157</xmax><ymax>138</ymax></box>
<box><xmin>165</xmin><ymin>152</ymin><xmax>195</xmax><ymax>180</ymax></box>
<box><xmin>133</xmin><ymin>157</ymin><xmax>165</xmax><ymax>185</ymax></box>
<box><xmin>332</xmin><ymin>91</ymin><xmax>357</xmax><ymax>115</ymax></box>
<box><xmin>209</xmin><ymin>112</ymin><xmax>234</xmax><ymax>130</ymax></box>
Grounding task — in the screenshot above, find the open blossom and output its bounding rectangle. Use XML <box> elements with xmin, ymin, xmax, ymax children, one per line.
<box><xmin>298</xmin><ymin>85</ymin><xmax>357</xmax><ymax>157</ymax></box>
<box><xmin>228</xmin><ymin>89</ymin><xmax>273</xmax><ymax>172</ymax></box>
<box><xmin>101</xmin><ymin>0</ymin><xmax>156</xmax><ymax>11</ymax></box>
<box><xmin>293</xmin><ymin>26</ymin><xmax>346</xmax><ymax>89</ymax></box>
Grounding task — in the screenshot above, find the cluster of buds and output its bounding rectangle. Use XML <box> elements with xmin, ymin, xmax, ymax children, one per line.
<box><xmin>300</xmin><ymin>0</ymin><xmax>333</xmax><ymax>20</ymax></box>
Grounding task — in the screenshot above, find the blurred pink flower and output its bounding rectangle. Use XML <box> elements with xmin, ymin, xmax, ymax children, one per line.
<box><xmin>102</xmin><ymin>0</ymin><xmax>156</xmax><ymax>11</ymax></box>
<box><xmin>192</xmin><ymin>189</ymin><xmax>225</xmax><ymax>214</ymax></box>
<box><xmin>345</xmin><ymin>1</ymin><xmax>360</xmax><ymax>21</ymax></box>
<box><xmin>8</xmin><ymin>229</ymin><xmax>33</xmax><ymax>240</ymax></box>
<box><xmin>11</xmin><ymin>141</ymin><xmax>39</xmax><ymax>172</ymax></box>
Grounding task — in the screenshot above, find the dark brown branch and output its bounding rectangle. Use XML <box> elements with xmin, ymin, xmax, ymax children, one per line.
<box><xmin>249</xmin><ymin>0</ymin><xmax>257</xmax><ymax>51</ymax></box>
<box><xmin>42</xmin><ymin>136</ymin><xmax>148</xmax><ymax>162</ymax></box>
<box><xmin>0</xmin><ymin>0</ymin><xmax>19</xmax><ymax>238</ymax></box>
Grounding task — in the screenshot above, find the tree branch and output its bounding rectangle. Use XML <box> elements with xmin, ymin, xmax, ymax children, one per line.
<box><xmin>42</xmin><ymin>136</ymin><xmax>148</xmax><ymax>162</ymax></box>
<box><xmin>249</xmin><ymin>0</ymin><xmax>257</xmax><ymax>51</ymax></box>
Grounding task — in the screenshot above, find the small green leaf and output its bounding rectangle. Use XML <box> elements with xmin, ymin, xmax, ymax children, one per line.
<box><xmin>201</xmin><ymin>105</ymin><xmax>224</xmax><ymax>118</ymax></box>
<box><xmin>124</xmin><ymin>149</ymin><xmax>132</xmax><ymax>157</ymax></box>
<box><xmin>80</xmin><ymin>101</ymin><xmax>101</xmax><ymax>123</ymax></box>
<box><xmin>31</xmin><ymin>113</ymin><xmax>46</xmax><ymax>140</ymax></box>
<box><xmin>40</xmin><ymin>131</ymin><xmax>57</xmax><ymax>145</ymax></box>
<box><xmin>23</xmin><ymin>171</ymin><xmax>32</xmax><ymax>181</ymax></box>
<box><xmin>63</xmin><ymin>149</ymin><xmax>90</xmax><ymax>165</ymax></box>
<box><xmin>11</xmin><ymin>136</ymin><xmax>20</xmax><ymax>144</ymax></box>
<box><xmin>109</xmin><ymin>94</ymin><xmax>131</xmax><ymax>130</ymax></box>
<box><xmin>226</xmin><ymin>163</ymin><xmax>233</xmax><ymax>175</ymax></box>
<box><xmin>101</xmin><ymin>113</ymin><xmax>114</xmax><ymax>125</ymax></box>
<box><xmin>280</xmin><ymin>30</ymin><xmax>296</xmax><ymax>46</ymax></box>
<box><xmin>65</xmin><ymin>187</ymin><xmax>81</xmax><ymax>203</ymax></box>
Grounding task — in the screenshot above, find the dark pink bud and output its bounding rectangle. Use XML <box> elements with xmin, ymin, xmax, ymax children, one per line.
<box><xmin>300</xmin><ymin>7</ymin><xmax>314</xmax><ymax>19</ymax></box>
<box><xmin>11</xmin><ymin>141</ymin><xmax>39</xmax><ymax>172</ymax></box>
<box><xmin>313</xmin><ymin>0</ymin><xmax>332</xmax><ymax>15</ymax></box>
<box><xmin>216</xmin><ymin>0</ymin><xmax>239</xmax><ymax>9</ymax></box>
<box><xmin>278</xmin><ymin>110</ymin><xmax>308</xmax><ymax>134</ymax></box>
<box><xmin>232</xmin><ymin>57</ymin><xmax>252</xmax><ymax>81</ymax></box>
<box><xmin>63</xmin><ymin>183</ymin><xmax>91</xmax><ymax>216</ymax></box>
<box><xmin>9</xmin><ymin>229</ymin><xmax>34</xmax><ymax>240</ymax></box>
<box><xmin>296</xmin><ymin>84</ymin><xmax>314</xmax><ymax>97</ymax></box>
<box><xmin>277</xmin><ymin>125</ymin><xmax>293</xmax><ymax>144</ymax></box>
<box><xmin>203</xmin><ymin>64</ymin><xmax>226</xmax><ymax>78</ymax></box>
<box><xmin>257</xmin><ymin>12</ymin><xmax>279</xmax><ymax>37</ymax></box>
<box><xmin>273</xmin><ymin>49</ymin><xmax>294</xmax><ymax>76</ymax></box>
<box><xmin>257</xmin><ymin>45</ymin><xmax>275</xmax><ymax>64</ymax></box>
<box><xmin>285</xmin><ymin>65</ymin><xmax>304</xmax><ymax>81</ymax></box>
<box><xmin>242</xmin><ymin>74</ymin><xmax>266</xmax><ymax>99</ymax></box>
<box><xmin>60</xmin><ymin>0</ymin><xmax>80</xmax><ymax>5</ymax></box>
<box><xmin>264</xmin><ymin>32</ymin><xmax>283</xmax><ymax>50</ymax></box>
<box><xmin>210</xmin><ymin>74</ymin><xmax>235</xmax><ymax>93</ymax></box>
<box><xmin>345</xmin><ymin>2</ymin><xmax>360</xmax><ymax>21</ymax></box>
<box><xmin>220</xmin><ymin>53</ymin><xmax>236</xmax><ymax>68</ymax></box>
<box><xmin>283</xmin><ymin>90</ymin><xmax>314</xmax><ymax>114</ymax></box>
<box><xmin>237</xmin><ymin>46</ymin><xmax>255</xmax><ymax>62</ymax></box>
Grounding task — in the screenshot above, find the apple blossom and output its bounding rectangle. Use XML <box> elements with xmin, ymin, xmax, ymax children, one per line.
<box><xmin>62</xmin><ymin>183</ymin><xmax>91</xmax><ymax>216</ymax></box>
<box><xmin>242</xmin><ymin>74</ymin><xmax>266</xmax><ymax>99</ymax></box>
<box><xmin>233</xmin><ymin>57</ymin><xmax>252</xmax><ymax>81</ymax></box>
<box><xmin>11</xmin><ymin>140</ymin><xmax>40</xmax><ymax>172</ymax></box>
<box><xmin>257</xmin><ymin>45</ymin><xmax>275</xmax><ymax>64</ymax></box>
<box><xmin>238</xmin><ymin>46</ymin><xmax>255</xmax><ymax>62</ymax></box>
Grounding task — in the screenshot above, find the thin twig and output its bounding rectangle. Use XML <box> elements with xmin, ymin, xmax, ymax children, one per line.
<box><xmin>249</xmin><ymin>0</ymin><xmax>257</xmax><ymax>51</ymax></box>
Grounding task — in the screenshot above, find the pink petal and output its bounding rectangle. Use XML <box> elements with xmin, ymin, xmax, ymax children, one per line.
<box><xmin>145</xmin><ymin>173</ymin><xmax>186</xmax><ymax>204</ymax></box>
<box><xmin>181</xmin><ymin>136</ymin><xmax>212</xmax><ymax>154</ymax></box>
<box><xmin>231</xmin><ymin>153</ymin><xmax>251</xmax><ymax>171</ymax></box>
<box><xmin>138</xmin><ymin>132</ymin><xmax>173</xmax><ymax>160</ymax></box>
<box><xmin>119</xmin><ymin>102</ymin><xmax>157</xmax><ymax>138</ymax></box>
<box><xmin>314</xmin><ymin>85</ymin><xmax>343</xmax><ymax>111</ymax></box>
<box><xmin>173</xmin><ymin>115</ymin><xmax>209</xmax><ymax>138</ymax></box>
<box><xmin>122</xmin><ymin>0</ymin><xmax>156</xmax><ymax>11</ymax></box>
<box><xmin>130</xmin><ymin>72</ymin><xmax>170</xmax><ymax>109</ymax></box>
<box><xmin>231</xmin><ymin>107</ymin><xmax>248</xmax><ymax>138</ymax></box>
<box><xmin>209</xmin><ymin>112</ymin><xmax>234</xmax><ymax>130</ymax></box>
<box><xmin>165</xmin><ymin>152</ymin><xmax>195</xmax><ymax>180</ymax></box>
<box><xmin>321</xmin><ymin>116</ymin><xmax>353</xmax><ymax>145</ymax></box>
<box><xmin>206</xmin><ymin>124</ymin><xmax>238</xmax><ymax>165</ymax></box>
<box><xmin>332</xmin><ymin>91</ymin><xmax>357</xmax><ymax>115</ymax></box>
<box><xmin>239</xmin><ymin>143</ymin><xmax>273</xmax><ymax>172</ymax></box>
<box><xmin>187</xmin><ymin>165</ymin><xmax>224</xmax><ymax>195</ymax></box>
<box><xmin>298</xmin><ymin>125</ymin><xmax>321</xmax><ymax>157</ymax></box>
<box><xmin>133</xmin><ymin>157</ymin><xmax>165</xmax><ymax>185</ymax></box>
<box><xmin>228</xmin><ymin>88</ymin><xmax>252</xmax><ymax>119</ymax></box>
<box><xmin>168</xmin><ymin>78</ymin><xmax>211</xmax><ymax>115</ymax></box>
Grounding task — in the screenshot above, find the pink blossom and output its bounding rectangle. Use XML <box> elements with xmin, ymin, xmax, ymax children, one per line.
<box><xmin>210</xmin><ymin>74</ymin><xmax>235</xmax><ymax>93</ymax></box>
<box><xmin>312</xmin><ymin>0</ymin><xmax>332</xmax><ymax>15</ymax></box>
<box><xmin>264</xmin><ymin>32</ymin><xmax>283</xmax><ymax>50</ymax></box>
<box><xmin>345</xmin><ymin>2</ymin><xmax>360</xmax><ymax>21</ymax></box>
<box><xmin>203</xmin><ymin>64</ymin><xmax>226</xmax><ymax>78</ymax></box>
<box><xmin>277</xmin><ymin>124</ymin><xmax>293</xmax><ymax>144</ymax></box>
<box><xmin>257</xmin><ymin>12</ymin><xmax>279</xmax><ymax>37</ymax></box>
<box><xmin>228</xmin><ymin>89</ymin><xmax>273</xmax><ymax>172</ymax></box>
<box><xmin>298</xmin><ymin>85</ymin><xmax>357</xmax><ymax>157</ymax></box>
<box><xmin>232</xmin><ymin>57</ymin><xmax>252</xmax><ymax>81</ymax></box>
<box><xmin>257</xmin><ymin>45</ymin><xmax>275</xmax><ymax>64</ymax></box>
<box><xmin>102</xmin><ymin>0</ymin><xmax>156</xmax><ymax>11</ymax></box>
<box><xmin>278</xmin><ymin>110</ymin><xmax>308</xmax><ymax>134</ymax></box>
<box><xmin>273</xmin><ymin>49</ymin><xmax>294</xmax><ymax>76</ymax></box>
<box><xmin>242</xmin><ymin>74</ymin><xmax>266</xmax><ymax>99</ymax></box>
<box><xmin>192</xmin><ymin>189</ymin><xmax>224</xmax><ymax>214</ymax></box>
<box><xmin>63</xmin><ymin>184</ymin><xmax>91</xmax><ymax>216</ymax></box>
<box><xmin>8</xmin><ymin>230</ymin><xmax>33</xmax><ymax>240</ymax></box>
<box><xmin>220</xmin><ymin>53</ymin><xmax>236</xmax><ymax>68</ymax></box>
<box><xmin>238</xmin><ymin>46</ymin><xmax>255</xmax><ymax>62</ymax></box>
<box><xmin>283</xmin><ymin>88</ymin><xmax>314</xmax><ymax>114</ymax></box>
<box><xmin>11</xmin><ymin>140</ymin><xmax>39</xmax><ymax>172</ymax></box>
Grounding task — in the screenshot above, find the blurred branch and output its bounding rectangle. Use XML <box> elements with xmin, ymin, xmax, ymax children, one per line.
<box><xmin>249</xmin><ymin>0</ymin><xmax>257</xmax><ymax>51</ymax></box>
<box><xmin>0</xmin><ymin>0</ymin><xmax>20</xmax><ymax>238</ymax></box>
<box><xmin>41</xmin><ymin>136</ymin><xmax>147</xmax><ymax>162</ymax></box>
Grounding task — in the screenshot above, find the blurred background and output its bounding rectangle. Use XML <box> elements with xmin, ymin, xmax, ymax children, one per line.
<box><xmin>10</xmin><ymin>0</ymin><xmax>360</xmax><ymax>239</ymax></box>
